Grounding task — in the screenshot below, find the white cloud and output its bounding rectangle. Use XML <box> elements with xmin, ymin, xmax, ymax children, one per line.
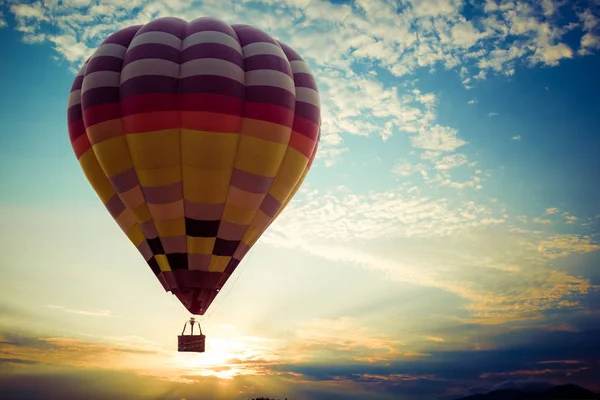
<box><xmin>10</xmin><ymin>2</ymin><xmax>48</xmax><ymax>21</ymax></box>
<box><xmin>511</xmin><ymin>135</ymin><xmax>522</xmax><ymax>141</ymax></box>
<box><xmin>410</xmin><ymin>125</ymin><xmax>466</xmax><ymax>152</ymax></box>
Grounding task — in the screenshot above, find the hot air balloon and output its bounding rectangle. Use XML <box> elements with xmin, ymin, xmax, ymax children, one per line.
<box><xmin>67</xmin><ymin>17</ymin><xmax>320</xmax><ymax>352</ymax></box>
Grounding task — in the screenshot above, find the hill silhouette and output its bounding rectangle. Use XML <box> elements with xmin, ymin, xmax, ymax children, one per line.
<box><xmin>456</xmin><ymin>383</ymin><xmax>600</xmax><ymax>400</ymax></box>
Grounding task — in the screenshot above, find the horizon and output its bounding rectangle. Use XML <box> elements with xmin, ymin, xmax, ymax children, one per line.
<box><xmin>1</xmin><ymin>0</ymin><xmax>600</xmax><ymax>399</ymax></box>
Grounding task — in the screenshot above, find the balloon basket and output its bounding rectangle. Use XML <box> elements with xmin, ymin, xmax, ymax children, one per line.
<box><xmin>178</xmin><ymin>334</ymin><xmax>206</xmax><ymax>353</ymax></box>
<box><xmin>178</xmin><ymin>316</ymin><xmax>205</xmax><ymax>353</ymax></box>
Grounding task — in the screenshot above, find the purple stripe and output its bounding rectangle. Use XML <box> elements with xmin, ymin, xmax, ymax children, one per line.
<box><xmin>246</xmin><ymin>86</ymin><xmax>295</xmax><ymax>110</ymax></box>
<box><xmin>244</xmin><ymin>54</ymin><xmax>292</xmax><ymax>76</ymax></box>
<box><xmin>109</xmin><ymin>168</ymin><xmax>139</xmax><ymax>193</ymax></box>
<box><xmin>140</xmin><ymin>220</ymin><xmax>159</xmax><ymax>239</ymax></box>
<box><xmin>295</xmin><ymin>102</ymin><xmax>320</xmax><ymax>125</ymax></box>
<box><xmin>224</xmin><ymin>258</ymin><xmax>240</xmax><ymax>274</ymax></box>
<box><xmin>136</xmin><ymin>17</ymin><xmax>186</xmax><ymax>38</ymax></box>
<box><xmin>124</xmin><ymin>43</ymin><xmax>181</xmax><ymax>66</ymax></box>
<box><xmin>81</xmin><ymin>87</ymin><xmax>120</xmax><ymax>110</ymax></box>
<box><xmin>188</xmin><ymin>254</ymin><xmax>211</xmax><ymax>270</ymax></box>
<box><xmin>67</xmin><ymin>105</ymin><xmax>82</xmax><ymax>125</ymax></box>
<box><xmin>187</xmin><ymin>17</ymin><xmax>238</xmax><ymax>38</ymax></box>
<box><xmin>71</xmin><ymin>75</ymin><xmax>84</xmax><ymax>91</ymax></box>
<box><xmin>161</xmin><ymin>235</ymin><xmax>187</xmax><ymax>253</ymax></box>
<box><xmin>278</xmin><ymin>41</ymin><xmax>302</xmax><ymax>61</ymax></box>
<box><xmin>142</xmin><ymin>182</ymin><xmax>183</xmax><ymax>204</ymax></box>
<box><xmin>103</xmin><ymin>25</ymin><xmax>141</xmax><ymax>46</ymax></box>
<box><xmin>157</xmin><ymin>273</ymin><xmax>169</xmax><ymax>290</ymax></box>
<box><xmin>184</xmin><ymin>201</ymin><xmax>224</xmax><ymax>220</ymax></box>
<box><xmin>234</xmin><ymin>242</ymin><xmax>251</xmax><ymax>259</ymax></box>
<box><xmin>86</xmin><ymin>56</ymin><xmax>123</xmax><ymax>74</ymax></box>
<box><xmin>105</xmin><ymin>194</ymin><xmax>126</xmax><ymax>218</ymax></box>
<box><xmin>230</xmin><ymin>169</ymin><xmax>274</xmax><ymax>194</ymax></box>
<box><xmin>217</xmin><ymin>221</ymin><xmax>248</xmax><ymax>241</ymax></box>
<box><xmin>294</xmin><ymin>73</ymin><xmax>318</xmax><ymax>91</ymax></box>
<box><xmin>179</xmin><ymin>75</ymin><xmax>245</xmax><ymax>99</ymax></box>
<box><xmin>259</xmin><ymin>194</ymin><xmax>281</xmax><ymax>218</ymax></box>
<box><xmin>120</xmin><ymin>75</ymin><xmax>179</xmax><ymax>99</ymax></box>
<box><xmin>137</xmin><ymin>241</ymin><xmax>153</xmax><ymax>261</ymax></box>
<box><xmin>232</xmin><ymin>24</ymin><xmax>275</xmax><ymax>46</ymax></box>
<box><xmin>181</xmin><ymin>43</ymin><xmax>244</xmax><ymax>67</ymax></box>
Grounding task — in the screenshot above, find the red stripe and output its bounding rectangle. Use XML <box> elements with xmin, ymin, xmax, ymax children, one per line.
<box><xmin>289</xmin><ymin>131</ymin><xmax>316</xmax><ymax>158</ymax></box>
<box><xmin>122</xmin><ymin>110</ymin><xmax>245</xmax><ymax>134</ymax></box>
<box><xmin>68</xmin><ymin>119</ymin><xmax>86</xmax><ymax>142</ymax></box>
<box><xmin>72</xmin><ymin>134</ymin><xmax>91</xmax><ymax>159</ymax></box>
<box><xmin>123</xmin><ymin>111</ymin><xmax>179</xmax><ymax>134</ymax></box>
<box><xmin>180</xmin><ymin>93</ymin><xmax>244</xmax><ymax>115</ymax></box>
<box><xmin>120</xmin><ymin>93</ymin><xmax>245</xmax><ymax>116</ymax></box>
<box><xmin>121</xmin><ymin>93</ymin><xmax>178</xmax><ymax>116</ymax></box>
<box><xmin>292</xmin><ymin>115</ymin><xmax>319</xmax><ymax>140</ymax></box>
<box><xmin>182</xmin><ymin>111</ymin><xmax>243</xmax><ymax>132</ymax></box>
<box><xmin>244</xmin><ymin>102</ymin><xmax>294</xmax><ymax>128</ymax></box>
<box><xmin>84</xmin><ymin>103</ymin><xmax>121</xmax><ymax>127</ymax></box>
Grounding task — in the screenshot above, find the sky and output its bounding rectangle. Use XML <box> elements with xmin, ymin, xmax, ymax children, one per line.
<box><xmin>1</xmin><ymin>0</ymin><xmax>600</xmax><ymax>399</ymax></box>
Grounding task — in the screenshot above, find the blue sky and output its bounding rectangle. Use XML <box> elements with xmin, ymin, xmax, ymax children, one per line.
<box><xmin>1</xmin><ymin>0</ymin><xmax>600</xmax><ymax>399</ymax></box>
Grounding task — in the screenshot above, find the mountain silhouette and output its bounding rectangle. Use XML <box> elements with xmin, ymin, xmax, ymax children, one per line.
<box><xmin>456</xmin><ymin>384</ymin><xmax>600</xmax><ymax>400</ymax></box>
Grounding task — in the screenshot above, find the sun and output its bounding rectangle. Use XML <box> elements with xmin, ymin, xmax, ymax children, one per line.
<box><xmin>169</xmin><ymin>336</ymin><xmax>268</xmax><ymax>380</ymax></box>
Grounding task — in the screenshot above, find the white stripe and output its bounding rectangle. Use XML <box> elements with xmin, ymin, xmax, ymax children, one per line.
<box><xmin>290</xmin><ymin>60</ymin><xmax>312</xmax><ymax>75</ymax></box>
<box><xmin>180</xmin><ymin>58</ymin><xmax>245</xmax><ymax>83</ymax></box>
<box><xmin>120</xmin><ymin>59</ymin><xmax>179</xmax><ymax>83</ymax></box>
<box><xmin>128</xmin><ymin>31</ymin><xmax>182</xmax><ymax>51</ymax></box>
<box><xmin>183</xmin><ymin>31</ymin><xmax>242</xmax><ymax>53</ymax></box>
<box><xmin>242</xmin><ymin>42</ymin><xmax>287</xmax><ymax>60</ymax></box>
<box><xmin>295</xmin><ymin>87</ymin><xmax>320</xmax><ymax>108</ymax></box>
<box><xmin>91</xmin><ymin>43</ymin><xmax>127</xmax><ymax>60</ymax></box>
<box><xmin>82</xmin><ymin>71</ymin><xmax>120</xmax><ymax>93</ymax></box>
<box><xmin>246</xmin><ymin>69</ymin><xmax>295</xmax><ymax>94</ymax></box>
<box><xmin>68</xmin><ymin>89</ymin><xmax>81</xmax><ymax>108</ymax></box>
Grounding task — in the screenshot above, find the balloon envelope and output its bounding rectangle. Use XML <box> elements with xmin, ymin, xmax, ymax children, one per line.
<box><xmin>67</xmin><ymin>17</ymin><xmax>320</xmax><ymax>315</ymax></box>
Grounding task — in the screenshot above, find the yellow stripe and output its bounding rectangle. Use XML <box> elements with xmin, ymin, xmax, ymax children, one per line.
<box><xmin>92</xmin><ymin>136</ymin><xmax>134</xmax><ymax>177</ymax></box>
<box><xmin>136</xmin><ymin>165</ymin><xmax>181</xmax><ymax>187</ymax></box>
<box><xmin>79</xmin><ymin>151</ymin><xmax>115</xmax><ymax>204</ymax></box>
<box><xmin>208</xmin><ymin>256</ymin><xmax>230</xmax><ymax>272</ymax></box>
<box><xmin>126</xmin><ymin>129</ymin><xmax>181</xmax><ymax>169</ymax></box>
<box><xmin>154</xmin><ymin>218</ymin><xmax>185</xmax><ymax>237</ymax></box>
<box><xmin>126</xmin><ymin>225</ymin><xmax>146</xmax><ymax>247</ymax></box>
<box><xmin>222</xmin><ymin>203</ymin><xmax>256</xmax><ymax>225</ymax></box>
<box><xmin>181</xmin><ymin>129</ymin><xmax>239</xmax><ymax>169</ymax></box>
<box><xmin>155</xmin><ymin>254</ymin><xmax>172</xmax><ymax>272</ymax></box>
<box><xmin>132</xmin><ymin>203</ymin><xmax>152</xmax><ymax>223</ymax></box>
<box><xmin>182</xmin><ymin>166</ymin><xmax>232</xmax><ymax>204</ymax></box>
<box><xmin>234</xmin><ymin>135</ymin><xmax>287</xmax><ymax>177</ymax></box>
<box><xmin>273</xmin><ymin>166</ymin><xmax>310</xmax><ymax>220</ymax></box>
<box><xmin>268</xmin><ymin>147</ymin><xmax>308</xmax><ymax>203</ymax></box>
<box><xmin>187</xmin><ymin>237</ymin><xmax>216</xmax><ymax>254</ymax></box>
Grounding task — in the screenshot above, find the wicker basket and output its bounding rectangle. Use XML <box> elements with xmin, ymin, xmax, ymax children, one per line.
<box><xmin>178</xmin><ymin>334</ymin><xmax>206</xmax><ymax>352</ymax></box>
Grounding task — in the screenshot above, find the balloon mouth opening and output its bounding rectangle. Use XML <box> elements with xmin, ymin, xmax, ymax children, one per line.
<box><xmin>174</xmin><ymin>290</ymin><xmax>206</xmax><ymax>315</ymax></box>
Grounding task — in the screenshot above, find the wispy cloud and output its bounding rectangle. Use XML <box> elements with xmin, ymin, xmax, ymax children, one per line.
<box><xmin>426</xmin><ymin>336</ymin><xmax>445</xmax><ymax>343</ymax></box>
<box><xmin>46</xmin><ymin>305</ymin><xmax>114</xmax><ymax>317</ymax></box>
